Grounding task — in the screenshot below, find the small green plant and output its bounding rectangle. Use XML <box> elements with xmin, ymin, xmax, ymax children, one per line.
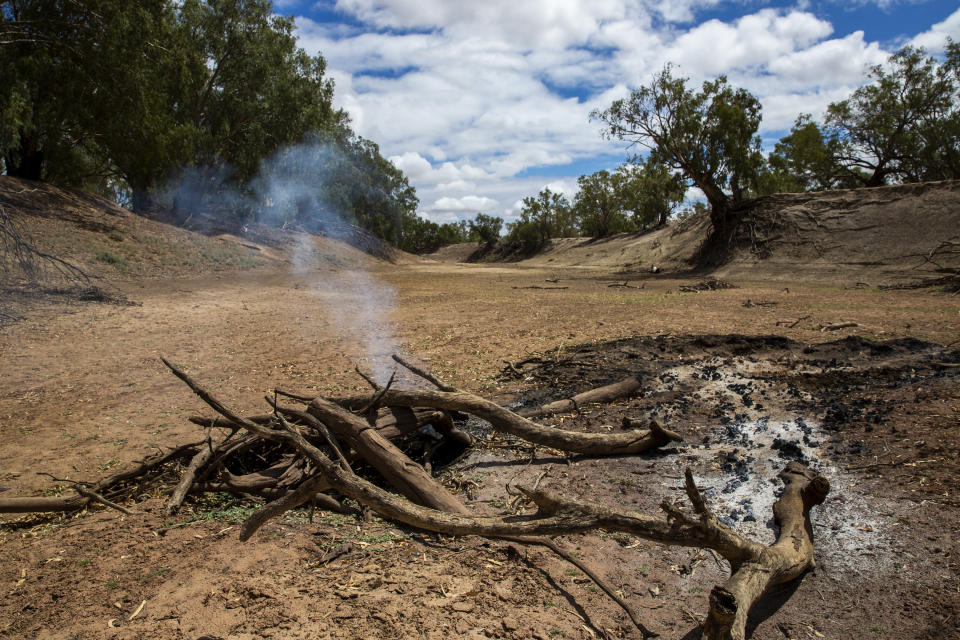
<box><xmin>564</xmin><ymin>569</ymin><xmax>579</xmax><ymax>577</ymax></box>
<box><xmin>146</xmin><ymin>567</ymin><xmax>169</xmax><ymax>579</ymax></box>
<box><xmin>544</xmin><ymin>599</ymin><xmax>558</xmax><ymax>608</ymax></box>
<box><xmin>97</xmin><ymin>459</ymin><xmax>121</xmax><ymax>471</ymax></box>
<box><xmin>104</xmin><ymin>580</ymin><xmax>119</xmax><ymax>588</ymax></box>
<box><xmin>95</xmin><ymin>251</ymin><xmax>128</xmax><ymax>269</ymax></box>
<box><xmin>191</xmin><ymin>492</ymin><xmax>259</xmax><ymax>523</ymax></box>
<box><xmin>42</xmin><ymin>486</ymin><xmax>64</xmax><ymax>497</ymax></box>
<box><xmin>871</xmin><ymin>626</ymin><xmax>886</xmax><ymax>635</ymax></box>
<box><xmin>689</xmin><ymin>585</ymin><xmax>702</xmax><ymax>593</ymax></box>
<box><xmin>108</xmin><ymin>230</ymin><xmax>125</xmax><ymax>242</ymax></box>
<box><xmin>77</xmin><ymin>559</ymin><xmax>90</xmax><ymax>567</ymax></box>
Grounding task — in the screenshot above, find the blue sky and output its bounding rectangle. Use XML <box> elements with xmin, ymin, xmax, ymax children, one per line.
<box><xmin>276</xmin><ymin>0</ymin><xmax>960</xmax><ymax>222</ymax></box>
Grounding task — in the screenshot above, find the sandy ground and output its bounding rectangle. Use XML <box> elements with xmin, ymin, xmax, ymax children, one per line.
<box><xmin>1</xmin><ymin>260</ymin><xmax>958</xmax><ymax>639</ymax></box>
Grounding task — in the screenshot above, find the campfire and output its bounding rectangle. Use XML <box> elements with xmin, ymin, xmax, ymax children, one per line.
<box><xmin>1</xmin><ymin>343</ymin><xmax>843</xmax><ymax>640</ymax></box>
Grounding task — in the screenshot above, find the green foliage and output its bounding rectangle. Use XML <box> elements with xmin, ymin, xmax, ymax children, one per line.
<box><xmin>594</xmin><ymin>65</ymin><xmax>763</xmax><ymax>231</ymax></box>
<box><xmin>573</xmin><ymin>170</ymin><xmax>634</xmax><ymax>238</ymax></box>
<box><xmin>468</xmin><ymin>212</ymin><xmax>503</xmax><ymax>245</ymax></box>
<box><xmin>1</xmin><ymin>0</ymin><xmax>423</xmax><ymax>251</ymax></box>
<box><xmin>762</xmin><ymin>114</ymin><xmax>851</xmax><ymax>193</ymax></box>
<box><xmin>504</xmin><ymin>217</ymin><xmax>545</xmax><ymax>253</ymax></box>
<box><xmin>395</xmin><ymin>213</ymin><xmax>497</xmax><ymax>254</ymax></box>
<box><xmin>516</xmin><ymin>187</ymin><xmax>576</xmax><ymax>243</ymax></box>
<box><xmin>1</xmin><ymin>0</ymin><xmax>176</xmax><ymax>187</ymax></box>
<box><xmin>825</xmin><ymin>43</ymin><xmax>960</xmax><ymax>186</ymax></box>
<box><xmin>613</xmin><ymin>158</ymin><xmax>685</xmax><ymax>229</ymax></box>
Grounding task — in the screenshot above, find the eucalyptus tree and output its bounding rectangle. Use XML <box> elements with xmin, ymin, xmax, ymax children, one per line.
<box><xmin>594</xmin><ymin>65</ymin><xmax>764</xmax><ymax>236</ymax></box>
<box><xmin>825</xmin><ymin>43</ymin><xmax>960</xmax><ymax>186</ymax></box>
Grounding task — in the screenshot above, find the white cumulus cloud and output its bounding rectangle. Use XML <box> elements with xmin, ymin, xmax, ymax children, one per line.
<box><xmin>911</xmin><ymin>8</ymin><xmax>960</xmax><ymax>52</ymax></box>
<box><xmin>290</xmin><ymin>1</ymin><xmax>954</xmax><ymax>223</ymax></box>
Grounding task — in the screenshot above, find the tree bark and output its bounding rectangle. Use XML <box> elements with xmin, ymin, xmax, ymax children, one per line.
<box><xmin>4</xmin><ymin>132</ymin><xmax>44</xmax><ymax>181</ymax></box>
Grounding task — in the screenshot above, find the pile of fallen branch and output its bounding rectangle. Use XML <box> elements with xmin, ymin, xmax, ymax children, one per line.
<box><xmin>0</xmin><ymin>354</ymin><xmax>830</xmax><ymax>640</ymax></box>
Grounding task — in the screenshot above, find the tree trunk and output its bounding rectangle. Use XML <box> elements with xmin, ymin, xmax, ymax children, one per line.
<box><xmin>4</xmin><ymin>132</ymin><xmax>45</xmax><ymax>181</ymax></box>
<box><xmin>131</xmin><ymin>185</ymin><xmax>155</xmax><ymax>214</ymax></box>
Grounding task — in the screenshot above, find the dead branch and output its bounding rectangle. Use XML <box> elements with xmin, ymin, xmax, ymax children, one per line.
<box><xmin>606</xmin><ymin>281</ymin><xmax>644</xmax><ymax>289</ymax></box>
<box><xmin>511</xmin><ymin>285</ymin><xmax>569</xmax><ymax>290</ymax></box>
<box><xmin>264</xmin><ymin>399</ymin><xmax>352</xmax><ymax>470</ymax></box>
<box><xmin>820</xmin><ymin>321</ymin><xmax>858</xmax><ymax>332</ymax></box>
<box><xmin>167</xmin><ymin>359</ymin><xmax>651</xmax><ymax>633</ymax></box>
<box><xmin>518</xmin><ymin>376</ymin><xmax>643</xmax><ymax>418</ymax></box>
<box><xmin>239</xmin><ymin>475</ymin><xmax>332</xmax><ymax>541</ymax></box>
<box><xmin>0</xmin><ymin>441</ymin><xmax>202</xmax><ymax>514</ymax></box>
<box><xmin>0</xmin><ymin>202</ymin><xmax>92</xmax><ymax>286</ymax></box>
<box><xmin>72</xmin><ymin>485</ymin><xmax>137</xmax><ymax>516</ymax></box>
<box><xmin>358</xmin><ymin>369</ymin><xmax>397</xmax><ymax>415</ymax></box>
<box><xmin>0</xmin><ymin>494</ymin><xmax>91</xmax><ymax>514</ymax></box>
<box><xmin>391</xmin><ymin>354</ymin><xmax>456</xmax><ymax>391</ymax></box>
<box><xmin>273</xmin><ymin>388</ymin><xmax>315</xmax><ymax>403</ymax></box>
<box><xmin>776</xmin><ymin>315</ymin><xmax>810</xmax><ymax>328</ymax></box>
<box><xmin>336</xmin><ymin>386</ymin><xmax>678</xmax><ymax>456</ymax></box>
<box><xmin>307</xmin><ymin>396</ymin><xmax>468</xmax><ymax>513</ymax></box>
<box><xmin>167</xmin><ymin>436</ymin><xmax>228</xmax><ymax>515</ymax></box>
<box><xmin>163</xmin><ymin>359</ymin><xmax>827</xmax><ymax>639</ymax></box>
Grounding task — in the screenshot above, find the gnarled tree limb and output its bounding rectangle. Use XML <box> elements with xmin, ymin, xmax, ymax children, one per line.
<box><xmin>335</xmin><ymin>387</ymin><xmax>680</xmax><ymax>456</ymax></box>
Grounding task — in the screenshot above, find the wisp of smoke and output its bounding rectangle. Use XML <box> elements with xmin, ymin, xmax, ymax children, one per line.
<box><xmin>157</xmin><ymin>137</ymin><xmax>403</xmax><ymax>383</ymax></box>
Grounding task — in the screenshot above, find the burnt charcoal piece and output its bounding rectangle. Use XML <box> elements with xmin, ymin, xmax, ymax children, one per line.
<box><xmin>771</xmin><ymin>437</ymin><xmax>805</xmax><ymax>461</ymax></box>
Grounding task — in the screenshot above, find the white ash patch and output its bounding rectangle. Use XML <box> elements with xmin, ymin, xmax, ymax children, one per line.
<box><xmin>646</xmin><ymin>356</ymin><xmax>815</xmax><ymax>423</ymax></box>
<box><xmin>674</xmin><ymin>416</ymin><xmax>894</xmax><ymax>575</ymax></box>
<box><xmin>645</xmin><ymin>356</ymin><xmax>894</xmax><ymax>575</ymax></box>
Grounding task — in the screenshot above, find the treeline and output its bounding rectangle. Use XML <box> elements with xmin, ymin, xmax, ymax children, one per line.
<box><xmin>505</xmin><ymin>41</ymin><xmax>960</xmax><ymax>250</ymax></box>
<box><xmin>0</xmin><ymin>0</ymin><xmax>426</xmax><ymax>250</ymax></box>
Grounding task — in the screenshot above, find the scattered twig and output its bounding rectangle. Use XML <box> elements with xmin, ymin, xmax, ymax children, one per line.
<box><xmin>391</xmin><ymin>354</ymin><xmax>456</xmax><ymax>392</ymax></box>
<box><xmin>606</xmin><ymin>281</ymin><xmax>644</xmax><ymax>289</ymax></box>
<box><xmin>820</xmin><ymin>321</ymin><xmax>859</xmax><ymax>332</ymax></box>
<box><xmin>358</xmin><ymin>369</ymin><xmax>397</xmax><ymax>415</ymax></box>
<box><xmin>511</xmin><ymin>285</ymin><xmax>569</xmax><ymax>290</ymax></box>
<box><xmin>776</xmin><ymin>315</ymin><xmax>810</xmax><ymax>328</ymax></box>
<box><xmin>273</xmin><ymin>388</ymin><xmax>315</xmax><ymax>403</ymax></box>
